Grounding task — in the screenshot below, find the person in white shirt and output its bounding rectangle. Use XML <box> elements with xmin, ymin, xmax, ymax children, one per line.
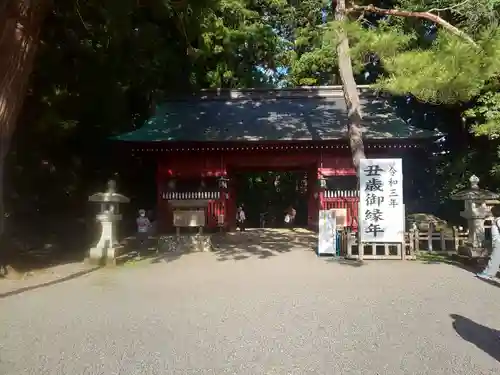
<box><xmin>284</xmin><ymin>205</ymin><xmax>296</xmax><ymax>229</ymax></box>
<box><xmin>477</xmin><ymin>205</ymin><xmax>500</xmax><ymax>280</ymax></box>
<box><xmin>236</xmin><ymin>206</ymin><xmax>246</xmax><ymax>232</ymax></box>
<box><xmin>136</xmin><ymin>209</ymin><xmax>151</xmax><ymax>256</ymax></box>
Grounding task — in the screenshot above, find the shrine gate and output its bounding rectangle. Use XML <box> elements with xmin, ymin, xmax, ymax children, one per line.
<box><xmin>114</xmin><ymin>86</ymin><xmax>435</xmax><ymax>233</ymax></box>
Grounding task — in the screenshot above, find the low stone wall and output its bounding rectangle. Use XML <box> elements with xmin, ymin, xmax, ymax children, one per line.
<box><xmin>157</xmin><ymin>235</ymin><xmax>213</xmax><ymax>253</ymax></box>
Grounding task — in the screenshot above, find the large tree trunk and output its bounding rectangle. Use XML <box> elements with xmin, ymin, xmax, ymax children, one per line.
<box><xmin>0</xmin><ymin>0</ymin><xmax>50</xmax><ymax>241</ymax></box>
<box><xmin>333</xmin><ymin>0</ymin><xmax>366</xmax><ymax>171</ymax></box>
<box><xmin>334</xmin><ymin>0</ymin><xmax>366</xmax><ymax>260</ymax></box>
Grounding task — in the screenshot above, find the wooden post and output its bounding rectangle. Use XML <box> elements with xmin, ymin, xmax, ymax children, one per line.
<box><xmin>440</xmin><ymin>229</ymin><xmax>446</xmax><ymax>252</ymax></box>
<box><xmin>346</xmin><ymin>228</ymin><xmax>354</xmax><ymax>258</ymax></box>
<box><xmin>345</xmin><ymin>229</ymin><xmax>351</xmax><ymax>258</ymax></box>
<box><xmin>452</xmin><ymin>226</ymin><xmax>459</xmax><ymax>251</ymax></box>
<box><xmin>408</xmin><ymin>229</ymin><xmax>414</xmax><ymax>258</ymax></box>
<box><xmin>341</xmin><ymin>230</ymin><xmax>346</xmax><ymax>256</ymax></box>
<box><xmin>358</xmin><ymin>236</ymin><xmax>364</xmax><ymax>261</ymax></box>
<box><xmin>427</xmin><ymin>222</ymin><xmax>433</xmax><ymax>252</ymax></box>
<box><xmin>402</xmin><ymin>204</ymin><xmax>407</xmax><ymax>260</ymax></box>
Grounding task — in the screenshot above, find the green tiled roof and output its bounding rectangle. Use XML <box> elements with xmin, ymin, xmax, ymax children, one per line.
<box><xmin>114</xmin><ymin>87</ymin><xmax>438</xmax><ymax>142</ymax></box>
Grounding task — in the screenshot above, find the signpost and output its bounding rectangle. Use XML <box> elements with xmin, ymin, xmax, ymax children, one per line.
<box><xmin>359</xmin><ymin>158</ymin><xmax>404</xmax><ymax>243</ymax></box>
<box><xmin>318</xmin><ymin>209</ymin><xmax>337</xmax><ymax>255</ymax></box>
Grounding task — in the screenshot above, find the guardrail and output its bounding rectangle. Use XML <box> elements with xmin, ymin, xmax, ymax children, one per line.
<box><xmin>338</xmin><ymin>226</ymin><xmax>484</xmax><ymax>260</ymax></box>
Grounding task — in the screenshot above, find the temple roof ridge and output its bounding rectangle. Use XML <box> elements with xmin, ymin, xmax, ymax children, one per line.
<box><xmin>114</xmin><ymin>85</ymin><xmax>440</xmax><ymax>143</ymax></box>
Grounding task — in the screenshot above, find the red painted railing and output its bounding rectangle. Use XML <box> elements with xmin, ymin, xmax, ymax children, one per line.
<box><xmin>161</xmin><ymin>191</ymin><xmax>360</xmax><ymax>230</ymax></box>
<box><xmin>206</xmin><ymin>200</ymin><xmax>224</xmax><ymax>228</ymax></box>
<box><xmin>324</xmin><ymin>197</ymin><xmax>359</xmax><ymax>230</ymax></box>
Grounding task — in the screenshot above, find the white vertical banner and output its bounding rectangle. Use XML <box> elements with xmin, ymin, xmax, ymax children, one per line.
<box><xmin>318</xmin><ymin>210</ymin><xmax>337</xmax><ymax>255</ymax></box>
<box><xmin>359</xmin><ymin>159</ymin><xmax>404</xmax><ymax>243</ymax></box>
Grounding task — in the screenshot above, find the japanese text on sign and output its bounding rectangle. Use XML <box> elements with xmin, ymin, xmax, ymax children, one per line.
<box><xmin>359</xmin><ymin>159</ymin><xmax>404</xmax><ymax>243</ymax></box>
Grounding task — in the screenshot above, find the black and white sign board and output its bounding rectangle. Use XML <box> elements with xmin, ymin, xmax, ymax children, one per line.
<box><xmin>359</xmin><ymin>158</ymin><xmax>404</xmax><ymax>243</ymax></box>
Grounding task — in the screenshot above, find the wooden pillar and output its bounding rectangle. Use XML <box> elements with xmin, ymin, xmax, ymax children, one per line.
<box><xmin>307</xmin><ymin>166</ymin><xmax>319</xmax><ymax>230</ymax></box>
<box><xmin>217</xmin><ymin>153</ymin><xmax>231</xmax><ymax>230</ymax></box>
<box><xmin>318</xmin><ymin>169</ymin><xmax>326</xmax><ymax>211</ymax></box>
<box><xmin>226</xmin><ymin>173</ymin><xmax>236</xmax><ymax>231</ymax></box>
<box><xmin>307</xmin><ymin>168</ymin><xmax>315</xmax><ymax>228</ymax></box>
<box><xmin>218</xmin><ymin>188</ymin><xmax>227</xmax><ymax>231</ymax></box>
<box><xmin>156</xmin><ymin>162</ymin><xmax>168</xmax><ymax>233</ymax></box>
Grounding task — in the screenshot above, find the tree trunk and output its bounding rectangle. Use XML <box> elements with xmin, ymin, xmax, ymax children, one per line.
<box><xmin>333</xmin><ymin>0</ymin><xmax>366</xmax><ymax>171</ymax></box>
<box><xmin>0</xmin><ymin>0</ymin><xmax>50</xmax><ymax>240</ymax></box>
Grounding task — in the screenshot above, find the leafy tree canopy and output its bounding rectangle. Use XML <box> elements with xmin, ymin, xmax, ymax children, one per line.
<box><xmin>6</xmin><ymin>0</ymin><xmax>500</xmax><ymax>231</ymax></box>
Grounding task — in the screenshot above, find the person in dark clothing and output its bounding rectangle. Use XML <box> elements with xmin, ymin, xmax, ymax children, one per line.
<box><xmin>136</xmin><ymin>209</ymin><xmax>151</xmax><ymax>256</ymax></box>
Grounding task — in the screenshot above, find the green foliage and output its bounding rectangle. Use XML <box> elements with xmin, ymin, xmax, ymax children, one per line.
<box><xmin>397</xmin><ymin>0</ymin><xmax>500</xmax><ymax>35</ymax></box>
<box><xmin>325</xmin><ymin>20</ymin><xmax>415</xmax><ymax>74</ymax></box>
<box><xmin>7</xmin><ymin>0</ymin><xmax>313</xmax><ymax>223</ymax></box>
<box><xmin>194</xmin><ymin>0</ymin><xmax>293</xmax><ymax>87</ymax></box>
<box><xmin>285</xmin><ymin>0</ymin><xmax>341</xmax><ymax>85</ymax></box>
<box><xmin>465</xmin><ymin>90</ymin><xmax>500</xmax><ymax>138</ymax></box>
<box><xmin>375</xmin><ymin>29</ymin><xmax>500</xmax><ymax>103</ymax></box>
<box><xmin>7</xmin><ymin>0</ymin><xmax>500</xmax><ymax>241</ymax></box>
<box><xmin>290</xmin><ymin>45</ymin><xmax>337</xmax><ymax>85</ymax></box>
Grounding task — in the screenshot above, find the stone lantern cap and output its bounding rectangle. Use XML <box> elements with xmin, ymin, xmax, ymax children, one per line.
<box><xmin>88</xmin><ymin>180</ymin><xmax>130</xmax><ymax>203</ymax></box>
<box><xmin>450</xmin><ymin>175</ymin><xmax>500</xmax><ymax>201</ymax></box>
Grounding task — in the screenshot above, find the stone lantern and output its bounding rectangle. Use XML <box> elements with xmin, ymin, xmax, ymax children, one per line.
<box><xmin>87</xmin><ymin>180</ymin><xmax>130</xmax><ymax>265</ymax></box>
<box><xmin>451</xmin><ymin>175</ymin><xmax>500</xmax><ymax>258</ymax></box>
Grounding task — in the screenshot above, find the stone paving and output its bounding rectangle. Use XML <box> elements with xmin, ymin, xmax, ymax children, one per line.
<box><xmin>1</xmin><ymin>248</ymin><xmax>500</xmax><ymax>375</ymax></box>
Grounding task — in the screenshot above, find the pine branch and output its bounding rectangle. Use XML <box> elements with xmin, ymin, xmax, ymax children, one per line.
<box><xmin>427</xmin><ymin>0</ymin><xmax>471</xmax><ymax>14</ymax></box>
<box><xmin>347</xmin><ymin>4</ymin><xmax>478</xmax><ymax>47</ymax></box>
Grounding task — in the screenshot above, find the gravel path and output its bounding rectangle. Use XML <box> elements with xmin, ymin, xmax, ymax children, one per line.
<box><xmin>1</xmin><ymin>249</ymin><xmax>499</xmax><ymax>375</ymax></box>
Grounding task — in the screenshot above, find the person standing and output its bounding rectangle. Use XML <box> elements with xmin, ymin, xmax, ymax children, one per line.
<box><xmin>136</xmin><ymin>209</ymin><xmax>151</xmax><ymax>257</ymax></box>
<box><xmin>284</xmin><ymin>205</ymin><xmax>296</xmax><ymax>229</ymax></box>
<box><xmin>477</xmin><ymin>204</ymin><xmax>500</xmax><ymax>280</ymax></box>
<box><xmin>259</xmin><ymin>211</ymin><xmax>267</xmax><ymax>228</ymax></box>
<box><xmin>236</xmin><ymin>205</ymin><xmax>246</xmax><ymax>232</ymax></box>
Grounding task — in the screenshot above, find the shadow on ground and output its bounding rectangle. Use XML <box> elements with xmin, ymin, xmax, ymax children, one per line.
<box><xmin>323</xmin><ymin>257</ymin><xmax>365</xmax><ymax>267</ymax></box>
<box><xmin>118</xmin><ymin>228</ymin><xmax>318</xmax><ymax>264</ymax></box>
<box><xmin>1</xmin><ymin>240</ymin><xmax>89</xmax><ymax>278</ymax></box>
<box><xmin>476</xmin><ymin>275</ymin><xmax>500</xmax><ymax>288</ymax></box>
<box><xmin>451</xmin><ymin>314</ymin><xmax>500</xmax><ymax>363</ymax></box>
<box><xmin>0</xmin><ymin>266</ymin><xmax>101</xmax><ymax>299</ymax></box>
<box><xmin>119</xmin><ymin>249</ymin><xmax>185</xmax><ymax>266</ymax></box>
<box><xmin>0</xmin><ymin>216</ymin><xmax>100</xmax><ymax>278</ymax></box>
<box><xmin>418</xmin><ymin>254</ymin><xmax>500</xmax><ymax>286</ymax></box>
<box><xmin>417</xmin><ymin>253</ymin><xmax>487</xmax><ymax>273</ymax></box>
<box><xmin>210</xmin><ymin>228</ymin><xmax>317</xmax><ymax>261</ymax></box>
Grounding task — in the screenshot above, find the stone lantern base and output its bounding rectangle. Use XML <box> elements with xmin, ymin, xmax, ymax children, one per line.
<box><xmin>85</xmin><ymin>244</ymin><xmax>127</xmax><ymax>266</ymax></box>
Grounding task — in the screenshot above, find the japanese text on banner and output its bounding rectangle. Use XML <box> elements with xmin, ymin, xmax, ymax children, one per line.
<box><xmin>359</xmin><ymin>159</ymin><xmax>404</xmax><ymax>243</ymax></box>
